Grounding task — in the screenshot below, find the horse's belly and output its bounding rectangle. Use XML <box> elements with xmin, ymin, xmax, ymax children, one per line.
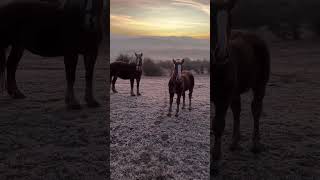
<box><xmin>23</xmin><ymin>26</ymin><xmax>65</xmax><ymax>56</ymax></box>
<box><xmin>21</xmin><ymin>15</ymin><xmax>81</xmax><ymax>57</ymax></box>
<box><xmin>118</xmin><ymin>72</ymin><xmax>133</xmax><ymax>80</ymax></box>
<box><xmin>26</xmin><ymin>40</ymin><xmax>64</xmax><ymax>57</ymax></box>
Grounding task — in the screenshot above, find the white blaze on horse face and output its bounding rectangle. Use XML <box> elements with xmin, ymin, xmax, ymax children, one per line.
<box><xmin>135</xmin><ymin>55</ymin><xmax>142</xmax><ymax>71</ymax></box>
<box><xmin>177</xmin><ymin>64</ymin><xmax>181</xmax><ymax>79</ymax></box>
<box><xmin>217</xmin><ymin>10</ymin><xmax>229</xmax><ymax>57</ymax></box>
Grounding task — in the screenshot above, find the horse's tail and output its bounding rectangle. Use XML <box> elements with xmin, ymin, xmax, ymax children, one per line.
<box><xmin>0</xmin><ymin>48</ymin><xmax>6</xmax><ymax>93</ymax></box>
<box><xmin>189</xmin><ymin>73</ymin><xmax>195</xmax><ymax>90</ymax></box>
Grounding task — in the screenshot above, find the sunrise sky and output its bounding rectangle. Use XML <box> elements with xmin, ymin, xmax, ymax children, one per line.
<box><xmin>110</xmin><ymin>0</ymin><xmax>210</xmax><ymax>39</ymax></box>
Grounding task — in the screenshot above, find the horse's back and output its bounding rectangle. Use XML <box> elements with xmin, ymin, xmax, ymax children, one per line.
<box><xmin>182</xmin><ymin>71</ymin><xmax>194</xmax><ymax>90</ymax></box>
<box><xmin>0</xmin><ymin>1</ymin><xmax>63</xmax><ymax>19</ymax></box>
<box><xmin>110</xmin><ymin>61</ymin><xmax>136</xmax><ymax>79</ymax></box>
<box><xmin>230</xmin><ymin>31</ymin><xmax>270</xmax><ymax>93</ymax></box>
<box><xmin>242</xmin><ymin>32</ymin><xmax>270</xmax><ymax>85</ymax></box>
<box><xmin>0</xmin><ymin>1</ymin><xmax>82</xmax><ymax>56</ymax></box>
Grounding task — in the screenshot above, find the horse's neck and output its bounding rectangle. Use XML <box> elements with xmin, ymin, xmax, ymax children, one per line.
<box><xmin>63</xmin><ymin>0</ymin><xmax>103</xmax><ymax>32</ymax></box>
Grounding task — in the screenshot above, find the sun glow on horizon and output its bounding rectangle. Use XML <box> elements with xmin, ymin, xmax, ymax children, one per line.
<box><xmin>111</xmin><ymin>0</ymin><xmax>209</xmax><ymax>39</ymax></box>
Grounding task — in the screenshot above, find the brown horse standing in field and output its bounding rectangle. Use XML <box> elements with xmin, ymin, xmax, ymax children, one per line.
<box><xmin>211</xmin><ymin>0</ymin><xmax>271</xmax><ymax>166</ymax></box>
<box><xmin>110</xmin><ymin>53</ymin><xmax>143</xmax><ymax>96</ymax></box>
<box><xmin>168</xmin><ymin>59</ymin><xmax>194</xmax><ymax>117</ymax></box>
<box><xmin>0</xmin><ymin>0</ymin><xmax>104</xmax><ymax>109</ymax></box>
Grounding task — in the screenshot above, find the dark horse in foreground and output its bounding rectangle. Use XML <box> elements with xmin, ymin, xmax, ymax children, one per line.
<box><xmin>0</xmin><ymin>0</ymin><xmax>104</xmax><ymax>109</ymax></box>
<box><xmin>211</xmin><ymin>0</ymin><xmax>270</xmax><ymax>171</ymax></box>
<box><xmin>168</xmin><ymin>59</ymin><xmax>194</xmax><ymax>117</ymax></box>
<box><xmin>110</xmin><ymin>53</ymin><xmax>143</xmax><ymax>96</ymax></box>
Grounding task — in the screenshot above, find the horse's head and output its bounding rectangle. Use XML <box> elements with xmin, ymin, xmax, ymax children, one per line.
<box><xmin>212</xmin><ymin>0</ymin><xmax>237</xmax><ymax>64</ymax></box>
<box><xmin>134</xmin><ymin>52</ymin><xmax>143</xmax><ymax>71</ymax></box>
<box><xmin>172</xmin><ymin>58</ymin><xmax>184</xmax><ymax>81</ymax></box>
<box><xmin>75</xmin><ymin>0</ymin><xmax>104</xmax><ymax>39</ymax></box>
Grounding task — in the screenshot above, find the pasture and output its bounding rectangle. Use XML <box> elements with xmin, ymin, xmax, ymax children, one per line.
<box><xmin>111</xmin><ymin>40</ymin><xmax>320</xmax><ymax>179</ymax></box>
<box><xmin>110</xmin><ymin>75</ymin><xmax>210</xmax><ymax>179</ymax></box>
<box><xmin>214</xmin><ymin>40</ymin><xmax>320</xmax><ymax>179</ymax></box>
<box><xmin>0</xmin><ymin>52</ymin><xmax>108</xmax><ymax>179</ymax></box>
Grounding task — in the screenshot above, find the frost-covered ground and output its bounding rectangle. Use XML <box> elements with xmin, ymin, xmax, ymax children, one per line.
<box><xmin>111</xmin><ymin>75</ymin><xmax>210</xmax><ymax>179</ymax></box>
<box><xmin>111</xmin><ymin>41</ymin><xmax>320</xmax><ymax>180</ymax></box>
<box><xmin>1</xmin><ymin>40</ymin><xmax>320</xmax><ymax>180</ymax></box>
<box><xmin>0</xmin><ymin>53</ymin><xmax>108</xmax><ymax>180</ymax></box>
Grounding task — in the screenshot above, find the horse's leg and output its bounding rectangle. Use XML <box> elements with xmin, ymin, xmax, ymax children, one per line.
<box><xmin>175</xmin><ymin>93</ymin><xmax>181</xmax><ymax>117</ymax></box>
<box><xmin>212</xmin><ymin>101</ymin><xmax>229</xmax><ymax>161</ymax></box>
<box><xmin>64</xmin><ymin>54</ymin><xmax>81</xmax><ymax>109</ymax></box>
<box><xmin>111</xmin><ymin>75</ymin><xmax>118</xmax><ymax>93</ymax></box>
<box><xmin>182</xmin><ymin>92</ymin><xmax>185</xmax><ymax>109</ymax></box>
<box><xmin>83</xmin><ymin>52</ymin><xmax>100</xmax><ymax>107</ymax></box>
<box><xmin>130</xmin><ymin>78</ymin><xmax>135</xmax><ymax>96</ymax></box>
<box><xmin>6</xmin><ymin>45</ymin><xmax>25</xmax><ymax>99</ymax></box>
<box><xmin>110</xmin><ymin>74</ymin><xmax>112</xmax><ymax>91</ymax></box>
<box><xmin>167</xmin><ymin>93</ymin><xmax>174</xmax><ymax>116</ymax></box>
<box><xmin>136</xmin><ymin>77</ymin><xmax>141</xmax><ymax>96</ymax></box>
<box><xmin>229</xmin><ymin>95</ymin><xmax>241</xmax><ymax>151</ymax></box>
<box><xmin>251</xmin><ymin>87</ymin><xmax>266</xmax><ymax>153</ymax></box>
<box><xmin>188</xmin><ymin>89</ymin><xmax>193</xmax><ymax>111</ymax></box>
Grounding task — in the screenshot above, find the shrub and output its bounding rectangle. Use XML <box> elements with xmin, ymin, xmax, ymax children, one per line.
<box><xmin>142</xmin><ymin>58</ymin><xmax>163</xmax><ymax>76</ymax></box>
<box><xmin>115</xmin><ymin>54</ymin><xmax>133</xmax><ymax>63</ymax></box>
<box><xmin>157</xmin><ymin>58</ymin><xmax>210</xmax><ymax>75</ymax></box>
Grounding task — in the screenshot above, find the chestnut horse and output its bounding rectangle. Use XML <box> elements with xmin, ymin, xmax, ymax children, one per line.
<box><xmin>168</xmin><ymin>59</ymin><xmax>194</xmax><ymax>117</ymax></box>
<box><xmin>211</xmin><ymin>0</ymin><xmax>271</xmax><ymax>169</ymax></box>
<box><xmin>110</xmin><ymin>53</ymin><xmax>143</xmax><ymax>96</ymax></box>
<box><xmin>0</xmin><ymin>0</ymin><xmax>104</xmax><ymax>109</ymax></box>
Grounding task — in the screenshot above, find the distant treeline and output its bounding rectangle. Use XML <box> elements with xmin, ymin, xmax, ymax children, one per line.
<box><xmin>115</xmin><ymin>54</ymin><xmax>210</xmax><ymax>76</ymax></box>
<box><xmin>232</xmin><ymin>0</ymin><xmax>320</xmax><ymax>40</ymax></box>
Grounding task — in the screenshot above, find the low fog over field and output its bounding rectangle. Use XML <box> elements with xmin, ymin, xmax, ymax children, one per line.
<box><xmin>110</xmin><ymin>34</ymin><xmax>209</xmax><ymax>61</ymax></box>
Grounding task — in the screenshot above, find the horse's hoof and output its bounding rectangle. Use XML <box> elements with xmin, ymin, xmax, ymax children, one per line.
<box><xmin>137</xmin><ymin>93</ymin><xmax>141</xmax><ymax>96</ymax></box>
<box><xmin>182</xmin><ymin>106</ymin><xmax>185</xmax><ymax>109</ymax></box>
<box><xmin>167</xmin><ymin>113</ymin><xmax>171</xmax><ymax>117</ymax></box>
<box><xmin>131</xmin><ymin>94</ymin><xmax>136</xmax><ymax>96</ymax></box>
<box><xmin>188</xmin><ymin>107</ymin><xmax>192</xmax><ymax>111</ymax></box>
<box><xmin>12</xmin><ymin>93</ymin><xmax>26</xmax><ymax>99</ymax></box>
<box><xmin>8</xmin><ymin>90</ymin><xmax>26</xmax><ymax>99</ymax></box>
<box><xmin>175</xmin><ymin>114</ymin><xmax>179</xmax><ymax>117</ymax></box>
<box><xmin>112</xmin><ymin>89</ymin><xmax>118</xmax><ymax>93</ymax></box>
<box><xmin>251</xmin><ymin>142</ymin><xmax>265</xmax><ymax>154</ymax></box>
<box><xmin>66</xmin><ymin>98</ymin><xmax>81</xmax><ymax>110</ymax></box>
<box><xmin>67</xmin><ymin>103</ymin><xmax>82</xmax><ymax>110</ymax></box>
<box><xmin>86</xmin><ymin>100</ymin><xmax>100</xmax><ymax>108</ymax></box>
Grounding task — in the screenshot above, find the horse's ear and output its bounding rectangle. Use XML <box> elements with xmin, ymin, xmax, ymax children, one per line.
<box><xmin>181</xmin><ymin>59</ymin><xmax>185</xmax><ymax>64</ymax></box>
<box><xmin>135</xmin><ymin>52</ymin><xmax>138</xmax><ymax>57</ymax></box>
<box><xmin>172</xmin><ymin>59</ymin><xmax>176</xmax><ymax>64</ymax></box>
<box><xmin>141</xmin><ymin>53</ymin><xmax>143</xmax><ymax>57</ymax></box>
